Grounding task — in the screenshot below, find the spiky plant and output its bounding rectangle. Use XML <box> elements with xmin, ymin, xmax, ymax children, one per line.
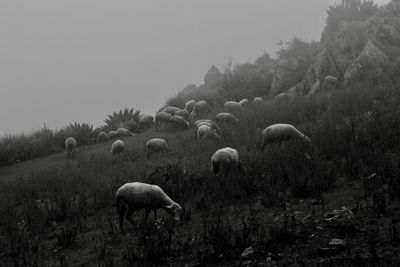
<box><xmin>104</xmin><ymin>108</ymin><xmax>142</xmax><ymax>130</ymax></box>
<box><xmin>54</xmin><ymin>122</ymin><xmax>95</xmax><ymax>147</ymax></box>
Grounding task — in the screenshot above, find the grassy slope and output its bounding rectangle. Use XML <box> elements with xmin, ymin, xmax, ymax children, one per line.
<box><xmin>2</xmin><ymin>92</ymin><xmax>400</xmax><ymax>266</ymax></box>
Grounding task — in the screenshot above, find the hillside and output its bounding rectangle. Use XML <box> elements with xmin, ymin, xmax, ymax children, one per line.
<box><xmin>1</xmin><ymin>1</ymin><xmax>400</xmax><ymax>266</ymax></box>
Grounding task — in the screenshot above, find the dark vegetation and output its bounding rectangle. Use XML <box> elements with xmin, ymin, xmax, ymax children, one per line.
<box><xmin>1</xmin><ymin>0</ymin><xmax>400</xmax><ymax>265</ymax></box>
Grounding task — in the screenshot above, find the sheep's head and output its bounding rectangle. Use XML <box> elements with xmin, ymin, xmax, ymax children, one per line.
<box><xmin>164</xmin><ymin>202</ymin><xmax>182</xmax><ymax>221</ymax></box>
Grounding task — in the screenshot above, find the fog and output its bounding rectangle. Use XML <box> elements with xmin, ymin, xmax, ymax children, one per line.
<box><xmin>0</xmin><ymin>0</ymin><xmax>390</xmax><ymax>133</ymax></box>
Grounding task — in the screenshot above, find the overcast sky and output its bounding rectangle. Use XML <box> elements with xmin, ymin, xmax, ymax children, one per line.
<box><xmin>0</xmin><ymin>0</ymin><xmax>391</xmax><ymax>133</ymax></box>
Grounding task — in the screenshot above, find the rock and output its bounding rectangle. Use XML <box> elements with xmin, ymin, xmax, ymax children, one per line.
<box><xmin>241</xmin><ymin>246</ymin><xmax>255</xmax><ymax>259</ymax></box>
<box><xmin>241</xmin><ymin>260</ymin><xmax>254</xmax><ymax>267</ymax></box>
<box><xmin>270</xmin><ymin>58</ymin><xmax>307</xmax><ymax>97</ymax></box>
<box><xmin>344</xmin><ymin>40</ymin><xmax>389</xmax><ymax>86</ymax></box>
<box><xmin>329</xmin><ymin>238</ymin><xmax>346</xmax><ymax>247</ymax></box>
<box><xmin>289</xmin><ymin>49</ymin><xmax>342</xmax><ymax>96</ymax></box>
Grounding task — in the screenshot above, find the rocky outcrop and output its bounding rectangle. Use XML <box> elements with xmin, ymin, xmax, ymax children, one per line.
<box><xmin>287</xmin><ymin>49</ymin><xmax>342</xmax><ymax>96</ymax></box>
<box><xmin>344</xmin><ymin>40</ymin><xmax>390</xmax><ymax>85</ymax></box>
<box><xmin>270</xmin><ymin>57</ymin><xmax>309</xmax><ymax>97</ymax></box>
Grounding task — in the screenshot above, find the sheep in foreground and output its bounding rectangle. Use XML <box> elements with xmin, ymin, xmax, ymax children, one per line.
<box><xmin>109</xmin><ymin>130</ymin><xmax>118</xmax><ymax>140</ymax></box>
<box><xmin>184</xmin><ymin>99</ymin><xmax>196</xmax><ymax>113</ymax></box>
<box><xmin>170</xmin><ymin>115</ymin><xmax>190</xmax><ymax>130</ymax></box>
<box><xmin>224</xmin><ymin>101</ymin><xmax>244</xmax><ymax>113</ymax></box>
<box><xmin>115</xmin><ymin>182</ymin><xmax>182</xmax><ymax>231</ymax></box>
<box><xmin>97</xmin><ymin>131</ymin><xmax>109</xmax><ymax>143</ymax></box>
<box><xmin>117</xmin><ymin>127</ymin><xmax>134</xmax><ymax>137</ymax></box>
<box><xmin>155</xmin><ymin>112</ymin><xmax>172</xmax><ymax>130</ymax></box>
<box><xmin>65</xmin><ymin>137</ymin><xmax>78</xmax><ymax>159</ymax></box>
<box><xmin>262</xmin><ymin>123</ymin><xmax>310</xmax><ymax>146</ymax></box>
<box><xmin>196</xmin><ymin>125</ymin><xmax>221</xmax><ymax>141</ymax></box>
<box><xmin>139</xmin><ymin>115</ymin><xmax>154</xmax><ymax>131</ymax></box>
<box><xmin>215</xmin><ymin>112</ymin><xmax>239</xmax><ymax>126</ymax></box>
<box><xmin>145</xmin><ymin>138</ymin><xmax>170</xmax><ymax>159</ymax></box>
<box><xmin>111</xmin><ymin>140</ymin><xmax>125</xmax><ymax>160</ymax></box>
<box><xmin>211</xmin><ymin>147</ymin><xmax>241</xmax><ymax>177</ymax></box>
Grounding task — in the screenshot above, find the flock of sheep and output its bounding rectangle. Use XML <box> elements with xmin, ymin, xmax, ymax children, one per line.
<box><xmin>64</xmin><ymin>96</ymin><xmax>310</xmax><ymax>231</ymax></box>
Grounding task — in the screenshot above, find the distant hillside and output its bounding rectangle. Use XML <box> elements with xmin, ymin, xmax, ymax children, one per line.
<box><xmin>166</xmin><ymin>0</ymin><xmax>400</xmax><ymax>108</ymax></box>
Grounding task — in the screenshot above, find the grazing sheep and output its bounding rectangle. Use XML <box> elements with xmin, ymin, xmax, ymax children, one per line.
<box><xmin>323</xmin><ymin>75</ymin><xmax>339</xmax><ymax>85</ymax></box>
<box><xmin>239</xmin><ymin>98</ymin><xmax>249</xmax><ymax>107</ymax></box>
<box><xmin>117</xmin><ymin>127</ymin><xmax>134</xmax><ymax>137</ymax></box>
<box><xmin>194</xmin><ymin>120</ymin><xmax>221</xmax><ymax>136</ymax></box>
<box><xmin>184</xmin><ymin>99</ymin><xmax>196</xmax><ymax>113</ymax></box>
<box><xmin>211</xmin><ymin>147</ymin><xmax>241</xmax><ymax>177</ymax></box>
<box><xmin>162</xmin><ymin>106</ymin><xmax>180</xmax><ymax>115</ymax></box>
<box><xmin>139</xmin><ymin>115</ymin><xmax>154</xmax><ymax>131</ymax></box>
<box><xmin>65</xmin><ymin>137</ymin><xmax>78</xmax><ymax>159</ymax></box>
<box><xmin>170</xmin><ymin>115</ymin><xmax>190</xmax><ymax>130</ymax></box>
<box><xmin>215</xmin><ymin>112</ymin><xmax>239</xmax><ymax>125</ymax></box>
<box><xmin>111</xmin><ymin>140</ymin><xmax>125</xmax><ymax>160</ymax></box>
<box><xmin>253</xmin><ymin>97</ymin><xmax>263</xmax><ymax>105</ymax></box>
<box><xmin>174</xmin><ymin>109</ymin><xmax>190</xmax><ymax>120</ymax></box>
<box><xmin>155</xmin><ymin>112</ymin><xmax>172</xmax><ymax>130</ymax></box>
<box><xmin>262</xmin><ymin>123</ymin><xmax>310</xmax><ymax>146</ymax></box>
<box><xmin>196</xmin><ymin>125</ymin><xmax>222</xmax><ymax>140</ymax></box>
<box><xmin>145</xmin><ymin>138</ymin><xmax>170</xmax><ymax>159</ymax></box>
<box><xmin>109</xmin><ymin>130</ymin><xmax>118</xmax><ymax>140</ymax></box>
<box><xmin>190</xmin><ymin>100</ymin><xmax>209</xmax><ymax>119</ymax></box>
<box><xmin>224</xmin><ymin>101</ymin><xmax>244</xmax><ymax>113</ymax></box>
<box><xmin>115</xmin><ymin>182</ymin><xmax>182</xmax><ymax>231</ymax></box>
<box><xmin>97</xmin><ymin>131</ymin><xmax>109</xmax><ymax>143</ymax></box>
<box><xmin>274</xmin><ymin>93</ymin><xmax>295</xmax><ymax>104</ymax></box>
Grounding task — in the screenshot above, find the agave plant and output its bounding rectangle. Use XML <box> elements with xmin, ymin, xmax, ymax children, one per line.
<box><xmin>54</xmin><ymin>122</ymin><xmax>94</xmax><ymax>147</ymax></box>
<box><xmin>104</xmin><ymin>108</ymin><xmax>142</xmax><ymax>131</ymax></box>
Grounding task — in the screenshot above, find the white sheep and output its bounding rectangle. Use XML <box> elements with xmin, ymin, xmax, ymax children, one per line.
<box><xmin>139</xmin><ymin>115</ymin><xmax>154</xmax><ymax>131</ymax></box>
<box><xmin>145</xmin><ymin>138</ymin><xmax>170</xmax><ymax>159</ymax></box>
<box><xmin>261</xmin><ymin>123</ymin><xmax>310</xmax><ymax>146</ymax></box>
<box><xmin>184</xmin><ymin>99</ymin><xmax>196</xmax><ymax>113</ymax></box>
<box><xmin>109</xmin><ymin>130</ymin><xmax>118</xmax><ymax>140</ymax></box>
<box><xmin>174</xmin><ymin>109</ymin><xmax>190</xmax><ymax>120</ymax></box>
<box><xmin>155</xmin><ymin>112</ymin><xmax>172</xmax><ymax>130</ymax></box>
<box><xmin>224</xmin><ymin>101</ymin><xmax>244</xmax><ymax>113</ymax></box>
<box><xmin>239</xmin><ymin>98</ymin><xmax>249</xmax><ymax>107</ymax></box>
<box><xmin>194</xmin><ymin>120</ymin><xmax>221</xmax><ymax>137</ymax></box>
<box><xmin>162</xmin><ymin>106</ymin><xmax>180</xmax><ymax>115</ymax></box>
<box><xmin>253</xmin><ymin>97</ymin><xmax>263</xmax><ymax>105</ymax></box>
<box><xmin>115</xmin><ymin>182</ymin><xmax>182</xmax><ymax>231</ymax></box>
<box><xmin>170</xmin><ymin>115</ymin><xmax>190</xmax><ymax>130</ymax></box>
<box><xmin>65</xmin><ymin>137</ymin><xmax>78</xmax><ymax>159</ymax></box>
<box><xmin>274</xmin><ymin>93</ymin><xmax>295</xmax><ymax>104</ymax></box>
<box><xmin>215</xmin><ymin>112</ymin><xmax>239</xmax><ymax>125</ymax></box>
<box><xmin>111</xmin><ymin>140</ymin><xmax>125</xmax><ymax>160</ymax></box>
<box><xmin>196</xmin><ymin>125</ymin><xmax>222</xmax><ymax>141</ymax></box>
<box><xmin>190</xmin><ymin>100</ymin><xmax>209</xmax><ymax>119</ymax></box>
<box><xmin>117</xmin><ymin>127</ymin><xmax>134</xmax><ymax>137</ymax></box>
<box><xmin>97</xmin><ymin>131</ymin><xmax>109</xmax><ymax>143</ymax></box>
<box><xmin>211</xmin><ymin>147</ymin><xmax>241</xmax><ymax>177</ymax></box>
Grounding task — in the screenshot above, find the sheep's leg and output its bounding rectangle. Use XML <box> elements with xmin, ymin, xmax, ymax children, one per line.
<box><xmin>145</xmin><ymin>209</ymin><xmax>150</xmax><ymax>224</ymax></box>
<box><xmin>153</xmin><ymin>209</ymin><xmax>157</xmax><ymax>220</ymax></box>
<box><xmin>118</xmin><ymin>204</ymin><xmax>126</xmax><ymax>232</ymax></box>
<box><xmin>125</xmin><ymin>206</ymin><xmax>136</xmax><ymax>227</ymax></box>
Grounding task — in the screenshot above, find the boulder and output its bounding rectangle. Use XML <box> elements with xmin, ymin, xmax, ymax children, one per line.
<box><xmin>344</xmin><ymin>40</ymin><xmax>390</xmax><ymax>85</ymax></box>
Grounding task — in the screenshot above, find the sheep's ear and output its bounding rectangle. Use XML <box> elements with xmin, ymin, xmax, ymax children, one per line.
<box><xmin>165</xmin><ymin>205</ymin><xmax>173</xmax><ymax>210</ymax></box>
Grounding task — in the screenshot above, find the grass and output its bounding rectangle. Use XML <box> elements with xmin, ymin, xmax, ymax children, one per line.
<box><xmin>1</xmin><ymin>82</ymin><xmax>400</xmax><ymax>265</ymax></box>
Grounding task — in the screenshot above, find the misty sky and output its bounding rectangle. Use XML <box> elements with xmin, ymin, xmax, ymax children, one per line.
<box><xmin>0</xmin><ymin>0</ymin><xmax>391</xmax><ymax>133</ymax></box>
